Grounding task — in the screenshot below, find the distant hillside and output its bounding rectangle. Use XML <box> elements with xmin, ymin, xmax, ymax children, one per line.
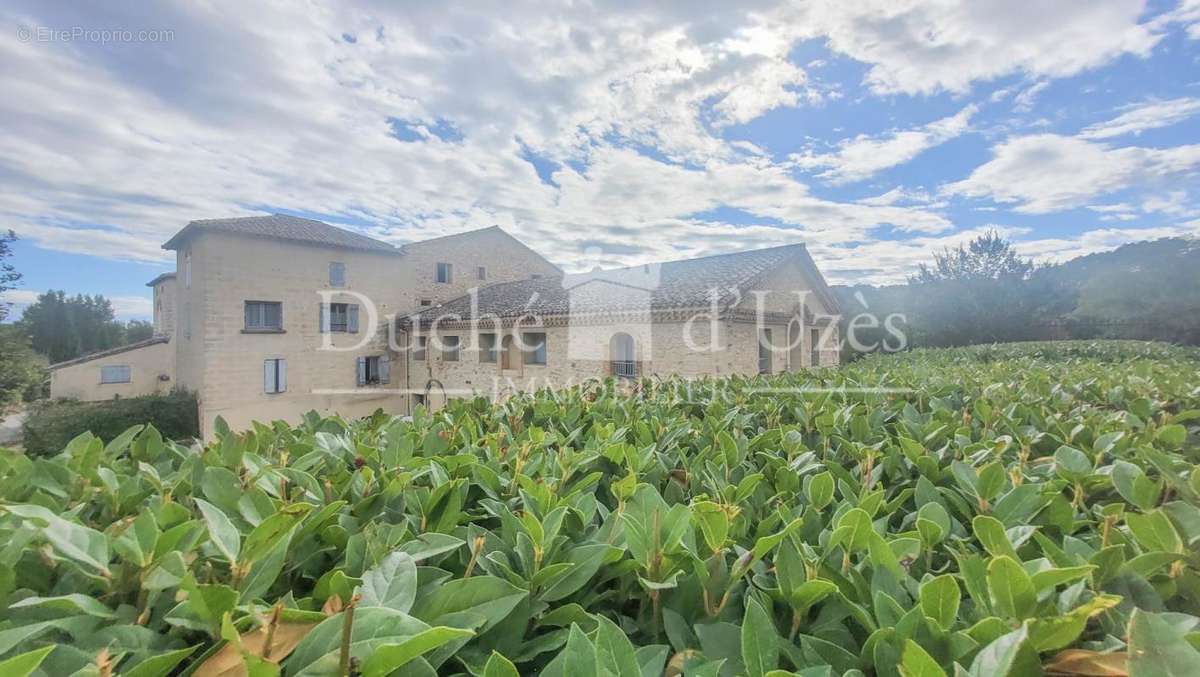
<box><xmin>833</xmin><ymin>237</ymin><xmax>1200</xmax><ymax>347</ymax></box>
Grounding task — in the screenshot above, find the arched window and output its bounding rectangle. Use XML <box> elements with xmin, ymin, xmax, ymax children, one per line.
<box><xmin>610</xmin><ymin>333</ymin><xmax>637</xmax><ymax>378</ymax></box>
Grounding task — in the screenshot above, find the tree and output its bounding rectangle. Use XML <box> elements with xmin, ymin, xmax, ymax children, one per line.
<box><xmin>913</xmin><ymin>230</ymin><xmax>1034</xmax><ymax>283</ymax></box>
<box><xmin>0</xmin><ymin>326</ymin><xmax>45</xmax><ymax>407</ymax></box>
<box><xmin>0</xmin><ymin>233</ymin><xmax>44</xmax><ymax>405</ymax></box>
<box><xmin>907</xmin><ymin>231</ymin><xmax>1063</xmax><ymax>347</ymax></box>
<box><xmin>0</xmin><ymin>230</ymin><xmax>20</xmax><ymax>322</ymax></box>
<box><xmin>18</xmin><ymin>291</ymin><xmax>127</xmax><ymax>364</ymax></box>
<box><xmin>124</xmin><ymin>319</ymin><xmax>155</xmax><ymax>343</ymax></box>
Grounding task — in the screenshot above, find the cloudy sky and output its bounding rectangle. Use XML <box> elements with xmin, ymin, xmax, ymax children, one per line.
<box><xmin>2</xmin><ymin>1</ymin><xmax>1199</xmax><ymax>319</ymax></box>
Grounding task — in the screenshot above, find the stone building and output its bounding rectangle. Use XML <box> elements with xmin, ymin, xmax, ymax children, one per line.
<box><xmin>49</xmin><ymin>214</ymin><xmax>841</xmax><ymax>436</ymax></box>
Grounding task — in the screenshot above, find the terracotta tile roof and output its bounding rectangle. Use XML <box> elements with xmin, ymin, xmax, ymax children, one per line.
<box><xmin>408</xmin><ymin>242</ymin><xmax>840</xmax><ymax>321</ymax></box>
<box><xmin>48</xmin><ymin>335</ymin><xmax>170</xmax><ymax>371</ymax></box>
<box><xmin>145</xmin><ymin>272</ymin><xmax>176</xmax><ymax>287</ymax></box>
<box><xmin>162</xmin><ymin>214</ymin><xmax>400</xmax><ymax>254</ymax></box>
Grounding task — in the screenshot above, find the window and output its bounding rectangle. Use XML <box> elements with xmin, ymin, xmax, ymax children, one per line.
<box><xmin>413</xmin><ymin>393</ymin><xmax>427</xmax><ymax>408</ymax></box>
<box><xmin>436</xmin><ymin>262</ymin><xmax>453</xmax><ymax>284</ymax></box>
<box><xmin>522</xmin><ymin>332</ymin><xmax>547</xmax><ymax>365</ymax></box>
<box><xmin>329</xmin><ymin>262</ymin><xmax>345</xmax><ymax>287</ymax></box>
<box><xmin>100</xmin><ymin>365</ymin><xmax>131</xmax><ymax>384</ymax></box>
<box><xmin>810</xmin><ymin>328</ymin><xmax>821</xmax><ymax>367</ymax></box>
<box><xmin>479</xmin><ymin>333</ymin><xmax>497</xmax><ymax>363</ymax></box>
<box><xmin>419</xmin><ymin>299</ymin><xmax>433</xmax><ymax>307</ymax></box>
<box><xmin>531</xmin><ymin>273</ymin><xmax>543</xmax><ymax>279</ymax></box>
<box><xmin>442</xmin><ymin>335</ymin><xmax>460</xmax><ymax>362</ymax></box>
<box><xmin>759</xmin><ymin>328</ymin><xmax>772</xmax><ymax>374</ymax></box>
<box><xmin>320</xmin><ymin>303</ymin><xmax>359</xmax><ymax>333</ymax></box>
<box><xmin>245</xmin><ymin>301</ymin><xmax>283</xmax><ymax>332</ymax></box>
<box><xmin>184</xmin><ymin>251</ymin><xmax>191</xmax><ymax>288</ymax></box>
<box><xmin>356</xmin><ymin>355</ymin><xmax>389</xmax><ymax>386</ymax></box>
<box><xmin>264</xmin><ymin>358</ymin><xmax>287</xmax><ymax>393</ymax></box>
<box><xmin>413</xmin><ymin>336</ymin><xmax>427</xmax><ymax>361</ymax></box>
<box><xmin>477</xmin><ymin>266</ymin><xmax>487</xmax><ymax>281</ymax></box>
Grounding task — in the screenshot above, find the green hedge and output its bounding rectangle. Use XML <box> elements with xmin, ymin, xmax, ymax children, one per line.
<box><xmin>21</xmin><ymin>389</ymin><xmax>199</xmax><ymax>456</ymax></box>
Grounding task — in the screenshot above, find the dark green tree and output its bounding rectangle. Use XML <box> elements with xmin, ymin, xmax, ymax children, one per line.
<box><xmin>0</xmin><ymin>231</ymin><xmax>20</xmax><ymax>322</ymax></box>
<box><xmin>18</xmin><ymin>291</ymin><xmax>127</xmax><ymax>364</ymax></box>
<box><xmin>123</xmin><ymin>319</ymin><xmax>155</xmax><ymax>343</ymax></box>
<box><xmin>907</xmin><ymin>231</ymin><xmax>1063</xmax><ymax>347</ymax></box>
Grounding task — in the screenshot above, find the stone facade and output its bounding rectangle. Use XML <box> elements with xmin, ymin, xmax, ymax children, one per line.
<box><xmin>48</xmin><ymin>338</ymin><xmax>174</xmax><ymax>400</ymax></box>
<box><xmin>49</xmin><ymin>217</ymin><xmax>842</xmax><ymax>437</ymax></box>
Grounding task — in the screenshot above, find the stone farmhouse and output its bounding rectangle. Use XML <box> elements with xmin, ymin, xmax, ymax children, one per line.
<box><xmin>48</xmin><ymin>215</ymin><xmax>842</xmax><ymax>437</ymax></box>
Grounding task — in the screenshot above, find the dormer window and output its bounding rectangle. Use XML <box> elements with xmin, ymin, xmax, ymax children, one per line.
<box><xmin>436</xmin><ymin>262</ymin><xmax>453</xmax><ymax>284</ymax></box>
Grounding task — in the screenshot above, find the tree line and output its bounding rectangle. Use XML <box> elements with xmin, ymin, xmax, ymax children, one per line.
<box><xmin>837</xmin><ymin>232</ymin><xmax>1200</xmax><ymax>355</ymax></box>
<box><xmin>1</xmin><ymin>231</ymin><xmax>155</xmax><ymax>407</ymax></box>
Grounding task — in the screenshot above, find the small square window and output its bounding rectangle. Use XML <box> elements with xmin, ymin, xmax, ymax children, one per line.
<box><xmin>436</xmin><ymin>262</ymin><xmax>453</xmax><ymax>284</ymax></box>
<box><xmin>479</xmin><ymin>333</ymin><xmax>497</xmax><ymax>363</ymax></box>
<box><xmin>413</xmin><ymin>393</ymin><xmax>427</xmax><ymax>408</ymax></box>
<box><xmin>100</xmin><ymin>365</ymin><xmax>131</xmax><ymax>384</ymax></box>
<box><xmin>522</xmin><ymin>332</ymin><xmax>547</xmax><ymax>365</ymax></box>
<box><xmin>442</xmin><ymin>335</ymin><xmax>460</xmax><ymax>362</ymax></box>
<box><xmin>245</xmin><ymin>301</ymin><xmax>283</xmax><ymax>331</ymax></box>
<box><xmin>329</xmin><ymin>262</ymin><xmax>345</xmax><ymax>287</ymax></box>
<box><xmin>477</xmin><ymin>266</ymin><xmax>487</xmax><ymax>281</ymax></box>
<box><xmin>419</xmin><ymin>299</ymin><xmax>433</xmax><ymax>307</ymax></box>
<box><xmin>413</xmin><ymin>336</ymin><xmax>427</xmax><ymax>361</ymax></box>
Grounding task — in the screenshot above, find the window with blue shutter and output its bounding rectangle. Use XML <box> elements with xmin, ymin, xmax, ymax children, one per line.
<box><xmin>329</xmin><ymin>262</ymin><xmax>345</xmax><ymax>287</ymax></box>
<box><xmin>357</xmin><ymin>355</ymin><xmax>389</xmax><ymax>386</ymax></box>
<box><xmin>264</xmin><ymin>358</ymin><xmax>286</xmax><ymax>393</ymax></box>
<box><xmin>436</xmin><ymin>262</ymin><xmax>452</xmax><ymax>283</ymax></box>
<box><xmin>322</xmin><ymin>303</ymin><xmax>358</xmax><ymax>333</ymax></box>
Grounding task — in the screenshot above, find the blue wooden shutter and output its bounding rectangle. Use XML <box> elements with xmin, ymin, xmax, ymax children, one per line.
<box><xmin>379</xmin><ymin>355</ymin><xmax>390</xmax><ymax>384</ymax></box>
<box><xmin>263</xmin><ymin>359</ymin><xmax>275</xmax><ymax>393</ymax></box>
<box><xmin>348</xmin><ymin>304</ymin><xmax>359</xmax><ymax>333</ymax></box>
<box><xmin>356</xmin><ymin>357</ymin><xmax>366</xmax><ymax>386</ymax></box>
<box><xmin>277</xmin><ymin>359</ymin><xmax>287</xmax><ymax>392</ymax></box>
<box><xmin>319</xmin><ymin>303</ymin><xmax>328</xmax><ymax>333</ymax></box>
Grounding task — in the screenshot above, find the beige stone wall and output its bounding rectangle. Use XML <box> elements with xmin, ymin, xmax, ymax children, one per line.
<box><xmin>398</xmin><ymin>228</ymin><xmax>561</xmax><ymax>308</ymax></box>
<box><xmin>162</xmin><ymin>224</ymin><xmax>838</xmax><ymax>433</ymax></box>
<box><xmin>178</xmin><ymin>232</ymin><xmax>409</xmax><ymax>437</ymax></box>
<box><xmin>152</xmin><ymin>277</ymin><xmax>176</xmax><ymax>339</ymax></box>
<box><xmin>414</xmin><ymin>315</ymin><xmax>806</xmax><ymax>410</ymax></box>
<box><xmin>733</xmin><ymin>255</ymin><xmax>841</xmax><ymax>367</ymax></box>
<box><xmin>49</xmin><ymin>340</ymin><xmax>174</xmax><ymax>401</ymax></box>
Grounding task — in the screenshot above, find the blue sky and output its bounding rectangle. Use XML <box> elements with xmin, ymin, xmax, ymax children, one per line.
<box><xmin>1</xmin><ymin>1</ymin><xmax>1199</xmax><ymax>320</ymax></box>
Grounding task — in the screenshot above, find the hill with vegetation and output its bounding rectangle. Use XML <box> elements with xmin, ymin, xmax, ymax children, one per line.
<box><xmin>0</xmin><ymin>341</ymin><xmax>1196</xmax><ymax>676</ymax></box>
<box><xmin>836</xmin><ymin>236</ymin><xmax>1200</xmax><ymax>350</ymax></box>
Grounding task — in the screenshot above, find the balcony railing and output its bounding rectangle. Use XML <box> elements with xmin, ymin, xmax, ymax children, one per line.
<box><xmin>612</xmin><ymin>360</ymin><xmax>638</xmax><ymax>379</ymax></box>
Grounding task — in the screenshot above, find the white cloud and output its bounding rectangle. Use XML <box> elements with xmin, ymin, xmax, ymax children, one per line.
<box><xmin>1012</xmin><ymin>223</ymin><xmax>1200</xmax><ymax>263</ymax></box>
<box><xmin>0</xmin><ymin>0</ymin><xmax>1192</xmax><ymax>291</ymax></box>
<box><xmin>792</xmin><ymin>105</ymin><xmax>976</xmax><ymax>184</ymax></box>
<box><xmin>945</xmin><ymin>134</ymin><xmax>1200</xmax><ymax>213</ymax></box>
<box><xmin>1012</xmin><ymin>81</ymin><xmax>1049</xmax><ymax>113</ymax></box>
<box><xmin>1</xmin><ymin>289</ymin><xmax>152</xmax><ymax>320</ymax></box>
<box><xmin>793</xmin><ymin>1</ymin><xmax>1162</xmax><ymax>95</ymax></box>
<box><xmin>1079</xmin><ymin>98</ymin><xmax>1200</xmax><ymax>139</ymax></box>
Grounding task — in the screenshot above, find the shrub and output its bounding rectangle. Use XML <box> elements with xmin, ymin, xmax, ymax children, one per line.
<box><xmin>20</xmin><ymin>389</ymin><xmax>198</xmax><ymax>455</ymax></box>
<box><xmin>0</xmin><ymin>342</ymin><xmax>1197</xmax><ymax>675</ymax></box>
